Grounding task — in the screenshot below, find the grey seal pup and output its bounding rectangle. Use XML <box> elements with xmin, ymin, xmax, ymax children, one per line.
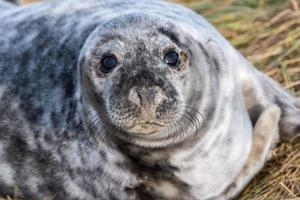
<box><xmin>0</xmin><ymin>0</ymin><xmax>299</xmax><ymax>199</ymax></box>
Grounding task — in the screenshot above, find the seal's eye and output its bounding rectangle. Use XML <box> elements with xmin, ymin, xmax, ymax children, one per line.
<box><xmin>164</xmin><ymin>51</ymin><xmax>179</xmax><ymax>67</ymax></box>
<box><xmin>100</xmin><ymin>55</ymin><xmax>118</xmax><ymax>73</ymax></box>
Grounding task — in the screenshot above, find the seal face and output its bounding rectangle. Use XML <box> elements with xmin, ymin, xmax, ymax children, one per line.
<box><xmin>80</xmin><ymin>14</ymin><xmax>204</xmax><ymax>146</ymax></box>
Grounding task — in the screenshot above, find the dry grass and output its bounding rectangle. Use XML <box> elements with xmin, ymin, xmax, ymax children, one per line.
<box><xmin>3</xmin><ymin>0</ymin><xmax>300</xmax><ymax>200</ymax></box>
<box><xmin>240</xmin><ymin>143</ymin><xmax>300</xmax><ymax>199</ymax></box>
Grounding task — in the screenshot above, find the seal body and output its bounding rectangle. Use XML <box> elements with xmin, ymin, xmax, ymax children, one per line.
<box><xmin>0</xmin><ymin>0</ymin><xmax>299</xmax><ymax>200</ymax></box>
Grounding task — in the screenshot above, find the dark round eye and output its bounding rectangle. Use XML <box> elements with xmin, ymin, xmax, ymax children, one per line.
<box><xmin>100</xmin><ymin>55</ymin><xmax>118</xmax><ymax>73</ymax></box>
<box><xmin>164</xmin><ymin>51</ymin><xmax>179</xmax><ymax>67</ymax></box>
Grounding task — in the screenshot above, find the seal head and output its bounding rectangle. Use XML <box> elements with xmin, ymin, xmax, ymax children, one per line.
<box><xmin>79</xmin><ymin>13</ymin><xmax>204</xmax><ymax>147</ymax></box>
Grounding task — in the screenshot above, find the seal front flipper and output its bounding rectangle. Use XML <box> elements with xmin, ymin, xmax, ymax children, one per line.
<box><xmin>238</xmin><ymin>55</ymin><xmax>300</xmax><ymax>142</ymax></box>
<box><xmin>217</xmin><ymin>104</ymin><xmax>281</xmax><ymax>200</ymax></box>
<box><xmin>256</xmin><ymin>70</ymin><xmax>300</xmax><ymax>142</ymax></box>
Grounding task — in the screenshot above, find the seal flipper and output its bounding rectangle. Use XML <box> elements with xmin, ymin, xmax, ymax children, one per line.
<box><xmin>254</xmin><ymin>70</ymin><xmax>300</xmax><ymax>142</ymax></box>
<box><xmin>217</xmin><ymin>104</ymin><xmax>281</xmax><ymax>200</ymax></box>
<box><xmin>238</xmin><ymin>56</ymin><xmax>300</xmax><ymax>142</ymax></box>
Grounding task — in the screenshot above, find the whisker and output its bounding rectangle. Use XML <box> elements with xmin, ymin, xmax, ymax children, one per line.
<box><xmin>84</xmin><ymin>108</ymin><xmax>114</xmax><ymax>151</ymax></box>
<box><xmin>87</xmin><ymin>108</ymin><xmax>97</xmax><ymax>114</ymax></box>
<box><xmin>173</xmin><ymin>110</ymin><xmax>197</xmax><ymax>136</ymax></box>
<box><xmin>182</xmin><ymin>106</ymin><xmax>205</xmax><ymax>125</ymax></box>
<box><xmin>180</xmin><ymin>105</ymin><xmax>205</xmax><ymax>135</ymax></box>
<box><xmin>166</xmin><ymin>112</ymin><xmax>191</xmax><ymax>143</ymax></box>
<box><xmin>163</xmin><ymin>105</ymin><xmax>205</xmax><ymax>143</ymax></box>
<box><xmin>185</xmin><ymin>110</ymin><xmax>201</xmax><ymax>137</ymax></box>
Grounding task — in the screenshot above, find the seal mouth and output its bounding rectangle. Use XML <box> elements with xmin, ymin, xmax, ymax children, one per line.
<box><xmin>127</xmin><ymin>122</ymin><xmax>165</xmax><ymax>135</ymax></box>
<box><xmin>136</xmin><ymin>122</ymin><xmax>164</xmax><ymax>127</ymax></box>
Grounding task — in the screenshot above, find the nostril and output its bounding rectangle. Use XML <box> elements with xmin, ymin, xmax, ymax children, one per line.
<box><xmin>128</xmin><ymin>87</ymin><xmax>141</xmax><ymax>106</ymax></box>
<box><xmin>154</xmin><ymin>92</ymin><xmax>164</xmax><ymax>105</ymax></box>
<box><xmin>128</xmin><ymin>86</ymin><xmax>166</xmax><ymax>108</ymax></box>
<box><xmin>153</xmin><ymin>87</ymin><xmax>166</xmax><ymax>105</ymax></box>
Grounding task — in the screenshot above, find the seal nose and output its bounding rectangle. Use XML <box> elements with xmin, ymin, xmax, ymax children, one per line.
<box><xmin>128</xmin><ymin>86</ymin><xmax>166</xmax><ymax>120</ymax></box>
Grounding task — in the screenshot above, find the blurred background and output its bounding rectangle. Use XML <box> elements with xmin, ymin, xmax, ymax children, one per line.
<box><xmin>20</xmin><ymin>0</ymin><xmax>39</xmax><ymax>4</ymax></box>
<box><xmin>17</xmin><ymin>0</ymin><xmax>300</xmax><ymax>199</ymax></box>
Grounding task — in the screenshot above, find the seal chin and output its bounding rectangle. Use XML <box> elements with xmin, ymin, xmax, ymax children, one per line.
<box><xmin>127</xmin><ymin>122</ymin><xmax>164</xmax><ymax>135</ymax></box>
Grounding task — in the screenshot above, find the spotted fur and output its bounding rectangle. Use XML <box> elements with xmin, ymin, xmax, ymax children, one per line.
<box><xmin>0</xmin><ymin>0</ymin><xmax>299</xmax><ymax>199</ymax></box>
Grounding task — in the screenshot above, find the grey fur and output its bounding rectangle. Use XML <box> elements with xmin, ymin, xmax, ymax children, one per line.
<box><xmin>0</xmin><ymin>0</ymin><xmax>299</xmax><ymax>199</ymax></box>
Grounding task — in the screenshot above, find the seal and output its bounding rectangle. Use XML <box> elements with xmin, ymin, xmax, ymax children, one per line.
<box><xmin>0</xmin><ymin>0</ymin><xmax>299</xmax><ymax>199</ymax></box>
